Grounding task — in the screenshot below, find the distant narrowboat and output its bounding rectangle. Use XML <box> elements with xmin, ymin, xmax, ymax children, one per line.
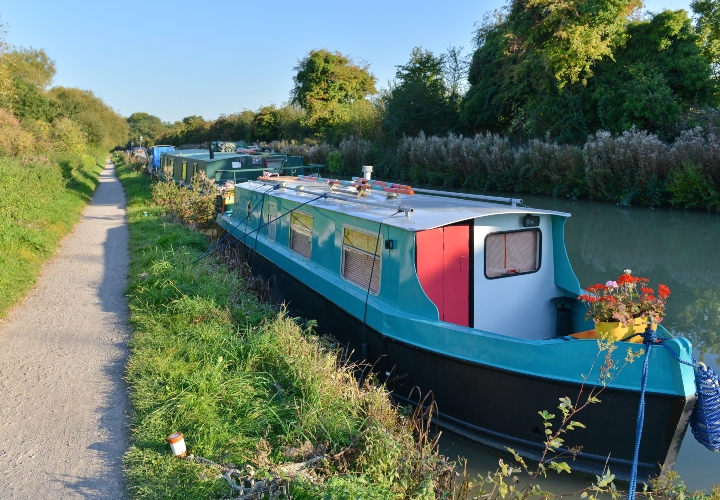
<box><xmin>216</xmin><ymin>171</ymin><xmax>697</xmax><ymax>482</ymax></box>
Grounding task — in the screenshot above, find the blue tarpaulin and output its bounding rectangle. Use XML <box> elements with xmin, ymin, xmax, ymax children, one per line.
<box><xmin>151</xmin><ymin>145</ymin><xmax>176</xmax><ymax>169</ymax></box>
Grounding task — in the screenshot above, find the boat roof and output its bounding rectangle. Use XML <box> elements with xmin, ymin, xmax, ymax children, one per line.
<box><xmin>237</xmin><ymin>177</ymin><xmax>570</xmax><ymax>231</ymax></box>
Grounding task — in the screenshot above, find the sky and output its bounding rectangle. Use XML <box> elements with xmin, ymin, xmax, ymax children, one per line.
<box><xmin>2</xmin><ymin>0</ymin><xmax>695</xmax><ymax>124</ymax></box>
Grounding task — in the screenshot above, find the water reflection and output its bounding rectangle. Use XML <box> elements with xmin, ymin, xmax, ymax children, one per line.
<box><xmin>448</xmin><ymin>193</ymin><xmax>720</xmax><ymax>492</ymax></box>
<box><xmin>678</xmin><ymin>286</ymin><xmax>720</xmax><ymax>361</ymax></box>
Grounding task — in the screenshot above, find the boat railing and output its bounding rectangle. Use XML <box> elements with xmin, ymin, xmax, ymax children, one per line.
<box><xmin>409</xmin><ymin>187</ymin><xmax>523</xmax><ymax>207</ymax></box>
<box><xmin>346</xmin><ymin>177</ymin><xmax>523</xmax><ymax>206</ymax></box>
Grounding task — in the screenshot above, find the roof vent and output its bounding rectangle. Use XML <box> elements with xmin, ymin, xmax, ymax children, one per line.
<box><xmin>361</xmin><ymin>165</ymin><xmax>373</xmax><ymax>181</ymax></box>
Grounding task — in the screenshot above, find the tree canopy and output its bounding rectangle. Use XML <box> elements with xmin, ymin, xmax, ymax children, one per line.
<box><xmin>382</xmin><ymin>47</ymin><xmax>459</xmax><ymax>139</ymax></box>
<box><xmin>460</xmin><ymin>0</ymin><xmax>719</xmax><ymax>142</ymax></box>
<box><xmin>127</xmin><ymin>112</ymin><xmax>165</xmax><ymax>147</ymax></box>
<box><xmin>291</xmin><ymin>49</ymin><xmax>377</xmax><ymax>135</ymax></box>
<box><xmin>50</xmin><ymin>87</ymin><xmax>128</xmax><ymax>150</ymax></box>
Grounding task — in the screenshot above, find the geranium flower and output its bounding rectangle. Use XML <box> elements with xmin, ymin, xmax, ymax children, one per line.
<box><xmin>579</xmin><ymin>270</ymin><xmax>670</xmax><ymax>326</ymax></box>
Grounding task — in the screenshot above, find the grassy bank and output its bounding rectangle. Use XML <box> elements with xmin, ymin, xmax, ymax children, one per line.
<box><xmin>0</xmin><ymin>151</ymin><xmax>105</xmax><ymax>317</ymax></box>
<box><xmin>116</xmin><ymin>155</ymin><xmax>454</xmax><ymax>498</ymax></box>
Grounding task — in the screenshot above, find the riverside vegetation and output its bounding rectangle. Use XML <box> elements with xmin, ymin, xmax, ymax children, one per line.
<box><xmin>117</xmin><ymin>154</ymin><xmax>720</xmax><ymax>499</ymax></box>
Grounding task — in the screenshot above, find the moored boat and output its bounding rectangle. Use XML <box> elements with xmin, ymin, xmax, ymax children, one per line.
<box><xmin>216</xmin><ymin>170</ymin><xmax>697</xmax><ymax>482</ymax></box>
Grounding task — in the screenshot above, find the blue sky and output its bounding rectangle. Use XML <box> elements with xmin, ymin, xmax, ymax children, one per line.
<box><xmin>2</xmin><ymin>0</ymin><xmax>693</xmax><ymax>124</ymax></box>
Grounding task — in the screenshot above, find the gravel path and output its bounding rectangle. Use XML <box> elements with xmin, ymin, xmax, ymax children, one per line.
<box><xmin>0</xmin><ymin>159</ymin><xmax>130</xmax><ymax>498</ymax></box>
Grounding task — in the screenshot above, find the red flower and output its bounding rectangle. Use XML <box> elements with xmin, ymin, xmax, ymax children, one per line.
<box><xmin>658</xmin><ymin>284</ymin><xmax>671</xmax><ymax>299</ymax></box>
<box><xmin>617</xmin><ymin>275</ymin><xmax>633</xmax><ymax>285</ymax></box>
<box><xmin>641</xmin><ymin>287</ymin><xmax>654</xmax><ymax>295</ymax></box>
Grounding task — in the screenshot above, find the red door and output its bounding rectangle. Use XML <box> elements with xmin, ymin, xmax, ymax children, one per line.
<box><xmin>416</xmin><ymin>223</ymin><xmax>470</xmax><ymax>327</ymax></box>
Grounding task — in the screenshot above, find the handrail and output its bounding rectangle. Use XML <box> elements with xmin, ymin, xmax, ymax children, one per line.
<box><xmin>410</xmin><ymin>187</ymin><xmax>522</xmax><ymax>207</ymax></box>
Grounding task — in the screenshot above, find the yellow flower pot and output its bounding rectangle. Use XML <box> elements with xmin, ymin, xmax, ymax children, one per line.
<box><xmin>594</xmin><ymin>317</ymin><xmax>648</xmax><ymax>343</ymax></box>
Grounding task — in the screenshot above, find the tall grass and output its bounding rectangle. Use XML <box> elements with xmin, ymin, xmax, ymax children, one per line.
<box><xmin>116</xmin><ymin>156</ymin><xmax>455</xmax><ymax>498</ymax></box>
<box><xmin>272</xmin><ymin>127</ymin><xmax>720</xmax><ymax>210</ymax></box>
<box><xmin>0</xmin><ymin>151</ymin><xmax>103</xmax><ymax>316</ymax></box>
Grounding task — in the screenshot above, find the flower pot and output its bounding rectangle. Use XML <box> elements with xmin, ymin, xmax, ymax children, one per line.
<box><xmin>594</xmin><ymin>317</ymin><xmax>648</xmax><ymax>343</ymax></box>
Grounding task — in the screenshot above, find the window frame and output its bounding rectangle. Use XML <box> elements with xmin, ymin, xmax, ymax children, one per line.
<box><xmin>340</xmin><ymin>225</ymin><xmax>382</xmax><ymax>295</ymax></box>
<box><xmin>266</xmin><ymin>202</ymin><xmax>277</xmax><ymax>241</ymax></box>
<box><xmin>484</xmin><ymin>228</ymin><xmax>542</xmax><ymax>280</ymax></box>
<box><xmin>289</xmin><ymin>211</ymin><xmax>313</xmax><ymax>259</ymax></box>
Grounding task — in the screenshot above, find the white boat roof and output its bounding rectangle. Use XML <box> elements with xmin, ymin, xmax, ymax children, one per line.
<box><xmin>237</xmin><ymin>178</ymin><xmax>570</xmax><ymax>231</ymax></box>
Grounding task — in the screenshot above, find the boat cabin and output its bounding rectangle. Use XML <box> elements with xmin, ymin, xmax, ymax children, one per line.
<box><xmin>228</xmin><ymin>175</ymin><xmax>582</xmax><ymax>341</ymax></box>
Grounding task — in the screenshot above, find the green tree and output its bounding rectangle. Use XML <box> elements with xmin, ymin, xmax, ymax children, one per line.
<box><xmin>50</xmin><ymin>87</ymin><xmax>128</xmax><ymax>150</ymax></box>
<box><xmin>461</xmin><ymin>0</ymin><xmax>640</xmax><ymax>141</ymax></box>
<box><xmin>382</xmin><ymin>47</ymin><xmax>458</xmax><ymax>139</ymax></box>
<box><xmin>275</xmin><ymin>103</ymin><xmax>307</xmax><ymax>142</ymax></box>
<box><xmin>252</xmin><ymin>105</ymin><xmax>279</xmax><ymax>142</ymax></box>
<box><xmin>127</xmin><ymin>112</ymin><xmax>165</xmax><ymax>147</ymax></box>
<box><xmin>692</xmin><ymin>0</ymin><xmax>720</xmax><ymax>79</ymax></box>
<box><xmin>0</xmin><ymin>22</ymin><xmax>14</xmax><ymax>107</ymax></box>
<box><xmin>0</xmin><ymin>47</ymin><xmax>57</xmax><ymax>121</ymax></box>
<box><xmin>592</xmin><ymin>10</ymin><xmax>717</xmax><ymax>136</ymax></box>
<box><xmin>291</xmin><ymin>49</ymin><xmax>377</xmax><ymax>136</ymax></box>
<box><xmin>4</xmin><ymin>47</ymin><xmax>55</xmax><ymax>90</ymax></box>
<box><xmin>10</xmin><ymin>78</ymin><xmax>55</xmax><ymax>121</ymax></box>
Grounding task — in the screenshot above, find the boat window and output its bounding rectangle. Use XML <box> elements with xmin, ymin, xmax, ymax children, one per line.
<box><xmin>342</xmin><ymin>227</ymin><xmax>381</xmax><ymax>294</ymax></box>
<box><xmin>485</xmin><ymin>229</ymin><xmax>540</xmax><ymax>279</ymax></box>
<box><xmin>290</xmin><ymin>211</ymin><xmax>313</xmax><ymax>259</ymax></box>
<box><xmin>182</xmin><ymin>161</ymin><xmax>187</xmax><ymax>181</ymax></box>
<box><xmin>267</xmin><ymin>202</ymin><xmax>277</xmax><ymax>241</ymax></box>
<box><xmin>193</xmin><ymin>163</ymin><xmax>198</xmax><ymax>177</ymax></box>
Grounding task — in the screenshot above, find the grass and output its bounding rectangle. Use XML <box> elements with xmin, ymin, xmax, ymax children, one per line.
<box><xmin>115</xmin><ymin>155</ymin><xmax>455</xmax><ymax>499</ymax></box>
<box><xmin>0</xmin><ymin>151</ymin><xmax>104</xmax><ymax>317</ymax></box>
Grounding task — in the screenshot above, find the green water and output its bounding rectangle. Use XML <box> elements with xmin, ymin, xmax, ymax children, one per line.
<box><xmin>446</xmin><ymin>194</ymin><xmax>720</xmax><ymax>492</ymax></box>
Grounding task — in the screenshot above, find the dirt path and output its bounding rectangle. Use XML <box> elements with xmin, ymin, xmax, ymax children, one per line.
<box><xmin>0</xmin><ymin>159</ymin><xmax>130</xmax><ymax>498</ymax></box>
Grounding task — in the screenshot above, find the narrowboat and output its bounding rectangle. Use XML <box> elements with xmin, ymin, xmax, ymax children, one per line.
<box><xmin>215</xmin><ymin>171</ymin><xmax>697</xmax><ymax>483</ymax></box>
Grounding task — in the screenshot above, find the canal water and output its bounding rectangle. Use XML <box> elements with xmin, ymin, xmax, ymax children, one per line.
<box><xmin>442</xmin><ymin>194</ymin><xmax>720</xmax><ymax>492</ymax></box>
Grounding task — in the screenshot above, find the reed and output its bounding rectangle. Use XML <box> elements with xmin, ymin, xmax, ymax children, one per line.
<box><xmin>273</xmin><ymin>126</ymin><xmax>720</xmax><ymax>210</ymax></box>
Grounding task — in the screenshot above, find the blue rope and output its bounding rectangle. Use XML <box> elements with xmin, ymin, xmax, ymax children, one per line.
<box><xmin>627</xmin><ymin>326</ymin><xmax>658</xmax><ymax>500</ymax></box>
<box><xmin>626</xmin><ymin>322</ymin><xmax>720</xmax><ymax>500</ymax></box>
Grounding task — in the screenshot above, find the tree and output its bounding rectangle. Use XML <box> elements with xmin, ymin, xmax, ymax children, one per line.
<box><xmin>692</xmin><ymin>0</ymin><xmax>720</xmax><ymax>79</ymax></box>
<box><xmin>127</xmin><ymin>112</ymin><xmax>165</xmax><ymax>146</ymax></box>
<box><xmin>591</xmin><ymin>10</ymin><xmax>718</xmax><ymax>136</ymax></box>
<box><xmin>461</xmin><ymin>0</ymin><xmax>640</xmax><ymax>141</ymax></box>
<box><xmin>291</xmin><ymin>49</ymin><xmax>376</xmax><ymax>135</ymax></box>
<box><xmin>50</xmin><ymin>87</ymin><xmax>128</xmax><ymax>150</ymax></box>
<box><xmin>252</xmin><ymin>105</ymin><xmax>279</xmax><ymax>142</ymax></box>
<box><xmin>0</xmin><ymin>21</ymin><xmax>14</xmax><ymax>107</ymax></box>
<box><xmin>382</xmin><ymin>47</ymin><xmax>458</xmax><ymax>139</ymax></box>
<box><xmin>4</xmin><ymin>47</ymin><xmax>55</xmax><ymax>90</ymax></box>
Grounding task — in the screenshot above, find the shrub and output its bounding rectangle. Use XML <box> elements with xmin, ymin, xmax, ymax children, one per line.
<box><xmin>583</xmin><ymin>128</ymin><xmax>670</xmax><ymax>206</ymax></box>
<box><xmin>152</xmin><ymin>168</ymin><xmax>217</xmax><ymax>228</ymax></box>
<box><xmin>0</xmin><ymin>108</ymin><xmax>34</xmax><ymax>156</ymax></box>
<box><xmin>667</xmin><ymin>160</ymin><xmax>720</xmax><ymax>210</ymax></box>
<box><xmin>50</xmin><ymin>117</ymin><xmax>88</xmax><ymax>156</ymax></box>
<box><xmin>516</xmin><ymin>139</ymin><xmax>587</xmax><ymax>197</ymax></box>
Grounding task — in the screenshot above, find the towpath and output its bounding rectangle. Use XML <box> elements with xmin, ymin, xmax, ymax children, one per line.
<box><xmin>0</xmin><ymin>159</ymin><xmax>130</xmax><ymax>498</ymax></box>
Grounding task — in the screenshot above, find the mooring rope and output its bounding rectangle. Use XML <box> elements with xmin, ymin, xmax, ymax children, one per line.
<box><xmin>627</xmin><ymin>322</ymin><xmax>720</xmax><ymax>499</ymax></box>
<box><xmin>627</xmin><ymin>323</ymin><xmax>658</xmax><ymax>500</ymax></box>
<box><xmin>360</xmin><ymin>208</ymin><xmax>403</xmax><ymax>377</ymax></box>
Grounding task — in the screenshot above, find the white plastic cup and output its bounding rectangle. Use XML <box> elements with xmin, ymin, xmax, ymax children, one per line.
<box><xmin>168</xmin><ymin>432</ymin><xmax>187</xmax><ymax>457</ymax></box>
